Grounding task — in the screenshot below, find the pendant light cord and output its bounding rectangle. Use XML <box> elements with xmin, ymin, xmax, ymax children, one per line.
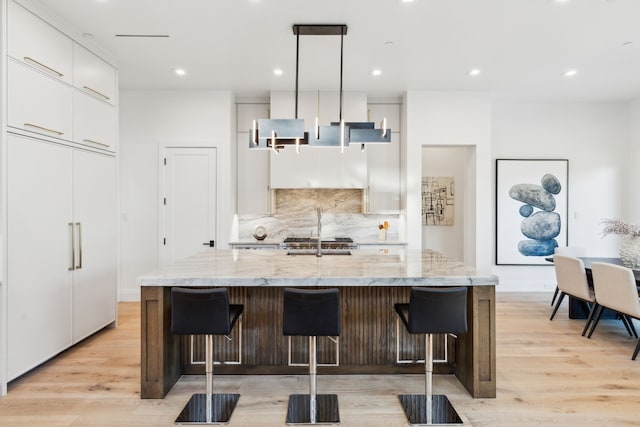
<box><xmin>295</xmin><ymin>28</ymin><xmax>300</xmax><ymax>119</ymax></box>
<box><xmin>339</xmin><ymin>26</ymin><xmax>344</xmax><ymax>121</ymax></box>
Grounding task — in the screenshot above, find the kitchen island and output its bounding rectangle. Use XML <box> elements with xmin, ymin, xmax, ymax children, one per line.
<box><xmin>138</xmin><ymin>249</ymin><xmax>498</xmax><ymax>399</ymax></box>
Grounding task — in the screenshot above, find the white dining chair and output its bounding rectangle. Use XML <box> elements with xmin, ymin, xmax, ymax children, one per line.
<box><xmin>588</xmin><ymin>262</ymin><xmax>640</xmax><ymax>360</ymax></box>
<box><xmin>550</xmin><ymin>247</ymin><xmax>587</xmax><ymax>306</ymax></box>
<box><xmin>550</xmin><ymin>255</ymin><xmax>597</xmax><ymax>336</ymax></box>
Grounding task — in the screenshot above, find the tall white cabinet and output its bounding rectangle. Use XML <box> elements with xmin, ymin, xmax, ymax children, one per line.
<box><xmin>2</xmin><ymin>0</ymin><xmax>118</xmax><ymax>387</ymax></box>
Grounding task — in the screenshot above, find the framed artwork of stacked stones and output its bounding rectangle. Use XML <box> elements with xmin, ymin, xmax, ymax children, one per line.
<box><xmin>495</xmin><ymin>159</ymin><xmax>568</xmax><ymax>265</ymax></box>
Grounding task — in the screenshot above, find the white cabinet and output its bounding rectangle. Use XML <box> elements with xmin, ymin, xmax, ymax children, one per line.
<box><xmin>7</xmin><ymin>0</ymin><xmax>73</xmax><ymax>84</ymax></box>
<box><xmin>237</xmin><ymin>103</ymin><xmax>271</xmax><ymax>213</ymax></box>
<box><xmin>73</xmin><ymin>90</ymin><xmax>117</xmax><ymax>152</ymax></box>
<box><xmin>72</xmin><ymin>150</ymin><xmax>117</xmax><ymax>342</ymax></box>
<box><xmin>6</xmin><ymin>134</ymin><xmax>117</xmax><ymax>380</ymax></box>
<box><xmin>6</xmin><ymin>0</ymin><xmax>118</xmax><ymax>153</ymax></box>
<box><xmin>366</xmin><ymin>104</ymin><xmax>401</xmax><ymax>212</ymax></box>
<box><xmin>269</xmin><ymin>91</ymin><xmax>368</xmax><ymax>189</ymax></box>
<box><xmin>73</xmin><ymin>44</ymin><xmax>117</xmax><ymax>105</ymax></box>
<box><xmin>7</xmin><ymin>135</ymin><xmax>74</xmax><ymax>380</ymax></box>
<box><xmin>7</xmin><ymin>59</ymin><xmax>73</xmax><ymax>141</ymax></box>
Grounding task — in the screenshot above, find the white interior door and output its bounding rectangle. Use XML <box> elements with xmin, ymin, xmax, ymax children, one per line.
<box><xmin>162</xmin><ymin>147</ymin><xmax>217</xmax><ymax>267</ymax></box>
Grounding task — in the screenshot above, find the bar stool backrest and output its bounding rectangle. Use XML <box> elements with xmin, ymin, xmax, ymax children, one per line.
<box><xmin>553</xmin><ymin>255</ymin><xmax>593</xmax><ymax>302</ymax></box>
<box><xmin>283</xmin><ymin>288</ymin><xmax>341</xmax><ymax>337</ymax></box>
<box><xmin>591</xmin><ymin>262</ymin><xmax>640</xmax><ymax>318</ymax></box>
<box><xmin>171</xmin><ymin>287</ymin><xmax>232</xmax><ymax>335</ymax></box>
<box><xmin>408</xmin><ymin>287</ymin><xmax>467</xmax><ymax>335</ymax></box>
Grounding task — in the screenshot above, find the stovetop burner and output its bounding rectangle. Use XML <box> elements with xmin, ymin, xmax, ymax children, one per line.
<box><xmin>283</xmin><ymin>237</ymin><xmax>353</xmax><ymax>243</ymax></box>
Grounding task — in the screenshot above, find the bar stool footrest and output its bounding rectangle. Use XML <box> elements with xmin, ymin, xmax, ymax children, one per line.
<box><xmin>175</xmin><ymin>393</ymin><xmax>240</xmax><ymax>425</ymax></box>
<box><xmin>286</xmin><ymin>394</ymin><xmax>340</xmax><ymax>425</ymax></box>
<box><xmin>398</xmin><ymin>394</ymin><xmax>463</xmax><ymax>425</ymax></box>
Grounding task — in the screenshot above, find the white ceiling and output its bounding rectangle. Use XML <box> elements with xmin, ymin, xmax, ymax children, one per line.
<box><xmin>35</xmin><ymin>0</ymin><xmax>640</xmax><ymax>101</ymax></box>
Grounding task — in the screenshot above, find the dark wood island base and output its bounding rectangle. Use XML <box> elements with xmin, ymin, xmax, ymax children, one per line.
<box><xmin>141</xmin><ymin>285</ymin><xmax>496</xmax><ymax>399</ymax></box>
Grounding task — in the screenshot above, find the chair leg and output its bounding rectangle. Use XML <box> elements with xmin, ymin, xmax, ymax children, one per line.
<box><xmin>425</xmin><ymin>333</ymin><xmax>433</xmax><ymax>424</ymax></box>
<box><xmin>397</xmin><ymin>332</ymin><xmax>463</xmax><ymax>425</ymax></box>
<box><xmin>587</xmin><ymin>305</ymin><xmax>605</xmax><ymax>338</ymax></box>
<box><xmin>174</xmin><ymin>334</ymin><xmax>240</xmax><ymax>424</ymax></box>
<box><xmin>550</xmin><ymin>292</ymin><xmax>566</xmax><ymax>321</ymax></box>
<box><xmin>285</xmin><ymin>336</ymin><xmax>340</xmax><ymax>424</ymax></box>
<box><xmin>309</xmin><ymin>336</ymin><xmax>317</xmax><ymax>424</ymax></box>
<box><xmin>582</xmin><ymin>303</ymin><xmax>598</xmax><ymax>337</ymax></box>
<box><xmin>550</xmin><ymin>286</ymin><xmax>560</xmax><ymax>306</ymax></box>
<box><xmin>626</xmin><ymin>316</ymin><xmax>638</xmax><ymax>338</ymax></box>
<box><xmin>633</xmin><ymin>338</ymin><xmax>640</xmax><ymax>360</ymax></box>
<box><xmin>619</xmin><ymin>314</ymin><xmax>632</xmax><ymax>337</ymax></box>
<box><xmin>206</xmin><ymin>334</ymin><xmax>214</xmax><ymax>422</ymax></box>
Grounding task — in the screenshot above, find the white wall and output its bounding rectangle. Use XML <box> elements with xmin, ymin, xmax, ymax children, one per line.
<box><xmin>404</xmin><ymin>92</ymin><xmax>492</xmax><ymax>271</ymax></box>
<box><xmin>630</xmin><ymin>99</ymin><xmax>640</xmax><ymax>221</ymax></box>
<box><xmin>118</xmin><ymin>90</ymin><xmax>234</xmax><ymax>301</ymax></box>
<box><xmin>422</xmin><ymin>147</ymin><xmax>469</xmax><ymax>261</ymax></box>
<box><xmin>492</xmin><ymin>101</ymin><xmax>631</xmax><ymax>291</ymax></box>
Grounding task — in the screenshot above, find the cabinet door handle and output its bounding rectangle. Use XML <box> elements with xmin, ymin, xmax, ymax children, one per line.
<box><xmin>24</xmin><ymin>123</ymin><xmax>64</xmax><ymax>136</ymax></box>
<box><xmin>69</xmin><ymin>223</ymin><xmax>75</xmax><ymax>271</ymax></box>
<box><xmin>83</xmin><ymin>139</ymin><xmax>110</xmax><ymax>148</ymax></box>
<box><xmin>75</xmin><ymin>222</ymin><xmax>83</xmax><ymax>269</ymax></box>
<box><xmin>83</xmin><ymin>86</ymin><xmax>110</xmax><ymax>101</ymax></box>
<box><xmin>23</xmin><ymin>56</ymin><xmax>64</xmax><ymax>77</ymax></box>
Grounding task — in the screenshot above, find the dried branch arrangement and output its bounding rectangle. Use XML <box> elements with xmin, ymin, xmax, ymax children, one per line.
<box><xmin>601</xmin><ymin>218</ymin><xmax>640</xmax><ymax>238</ymax></box>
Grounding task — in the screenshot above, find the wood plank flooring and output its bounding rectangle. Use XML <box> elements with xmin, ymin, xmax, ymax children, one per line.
<box><xmin>1</xmin><ymin>292</ymin><xmax>639</xmax><ymax>426</ymax></box>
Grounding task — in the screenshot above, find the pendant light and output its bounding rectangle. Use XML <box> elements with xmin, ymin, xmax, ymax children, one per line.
<box><xmin>249</xmin><ymin>24</ymin><xmax>391</xmax><ymax>152</ymax></box>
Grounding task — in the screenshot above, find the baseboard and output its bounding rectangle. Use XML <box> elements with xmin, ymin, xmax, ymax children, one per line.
<box><xmin>118</xmin><ymin>288</ymin><xmax>141</xmax><ymax>302</ymax></box>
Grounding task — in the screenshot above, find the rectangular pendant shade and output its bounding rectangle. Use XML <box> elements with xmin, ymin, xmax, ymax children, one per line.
<box><xmin>332</xmin><ymin>122</ymin><xmax>391</xmax><ymax>144</ymax></box>
<box><xmin>349</xmin><ymin>128</ymin><xmax>391</xmax><ymax>144</ymax></box>
<box><xmin>257</xmin><ymin>119</ymin><xmax>305</xmax><ymax>140</ymax></box>
<box><xmin>308</xmin><ymin>125</ymin><xmax>348</xmax><ymax>147</ymax></box>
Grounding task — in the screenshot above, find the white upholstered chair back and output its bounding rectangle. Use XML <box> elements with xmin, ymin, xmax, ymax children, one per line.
<box><xmin>591</xmin><ymin>262</ymin><xmax>640</xmax><ymax>318</ymax></box>
<box><xmin>554</xmin><ymin>255</ymin><xmax>594</xmax><ymax>302</ymax></box>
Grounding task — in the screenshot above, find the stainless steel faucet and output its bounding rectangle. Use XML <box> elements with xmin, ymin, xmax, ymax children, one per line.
<box><xmin>316</xmin><ymin>205</ymin><xmax>322</xmax><ymax>257</ymax></box>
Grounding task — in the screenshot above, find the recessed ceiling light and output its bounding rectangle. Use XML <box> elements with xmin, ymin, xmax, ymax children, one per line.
<box><xmin>384</xmin><ymin>41</ymin><xmax>394</xmax><ymax>47</ymax></box>
<box><xmin>564</xmin><ymin>69</ymin><xmax>577</xmax><ymax>77</ymax></box>
<box><xmin>401</xmin><ymin>0</ymin><xmax>415</xmax><ymax>3</ymax></box>
<box><xmin>273</xmin><ymin>68</ymin><xmax>283</xmax><ymax>76</ymax></box>
<box><xmin>623</xmin><ymin>41</ymin><xmax>633</xmax><ymax>47</ymax></box>
<box><xmin>370</xmin><ymin>69</ymin><xmax>382</xmax><ymax>77</ymax></box>
<box><xmin>469</xmin><ymin>68</ymin><xmax>481</xmax><ymax>77</ymax></box>
<box><xmin>174</xmin><ymin>68</ymin><xmax>186</xmax><ymax>76</ymax></box>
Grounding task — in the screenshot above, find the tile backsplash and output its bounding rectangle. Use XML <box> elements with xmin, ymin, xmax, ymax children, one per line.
<box><xmin>235</xmin><ymin>189</ymin><xmax>400</xmax><ymax>242</ymax></box>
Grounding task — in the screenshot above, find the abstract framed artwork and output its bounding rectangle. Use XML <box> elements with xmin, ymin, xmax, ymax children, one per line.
<box><xmin>496</xmin><ymin>159</ymin><xmax>568</xmax><ymax>265</ymax></box>
<box><xmin>422</xmin><ymin>176</ymin><xmax>454</xmax><ymax>226</ymax></box>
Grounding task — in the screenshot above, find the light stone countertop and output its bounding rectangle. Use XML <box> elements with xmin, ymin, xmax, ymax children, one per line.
<box><xmin>138</xmin><ymin>249</ymin><xmax>498</xmax><ymax>287</ymax></box>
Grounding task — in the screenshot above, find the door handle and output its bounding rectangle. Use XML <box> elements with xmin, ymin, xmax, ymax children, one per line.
<box><xmin>69</xmin><ymin>223</ymin><xmax>75</xmax><ymax>271</ymax></box>
<box><xmin>202</xmin><ymin>240</ymin><xmax>215</xmax><ymax>247</ymax></box>
<box><xmin>75</xmin><ymin>222</ymin><xmax>82</xmax><ymax>269</ymax></box>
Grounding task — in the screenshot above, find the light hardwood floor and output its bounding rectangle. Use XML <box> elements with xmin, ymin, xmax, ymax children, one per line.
<box><xmin>1</xmin><ymin>293</ymin><xmax>639</xmax><ymax>426</ymax></box>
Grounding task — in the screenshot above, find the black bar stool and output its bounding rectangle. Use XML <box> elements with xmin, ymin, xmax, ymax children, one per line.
<box><xmin>171</xmin><ymin>287</ymin><xmax>244</xmax><ymax>424</ymax></box>
<box><xmin>283</xmin><ymin>288</ymin><xmax>341</xmax><ymax>425</ymax></box>
<box><xmin>394</xmin><ymin>287</ymin><xmax>467</xmax><ymax>425</ymax></box>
